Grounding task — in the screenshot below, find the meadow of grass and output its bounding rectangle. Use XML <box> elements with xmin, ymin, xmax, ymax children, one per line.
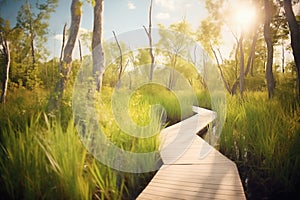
<box><xmin>1</xmin><ymin>78</ymin><xmax>299</xmax><ymax>199</ymax></box>
<box><xmin>0</xmin><ymin>85</ymin><xmax>192</xmax><ymax>199</ymax></box>
<box><xmin>219</xmin><ymin>91</ymin><xmax>300</xmax><ymax>199</ymax></box>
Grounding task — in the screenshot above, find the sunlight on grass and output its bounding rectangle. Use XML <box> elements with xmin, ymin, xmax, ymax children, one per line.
<box><xmin>1</xmin><ymin>83</ymin><xmax>299</xmax><ymax>199</ymax></box>
<box><xmin>219</xmin><ymin>92</ymin><xmax>300</xmax><ymax>199</ymax></box>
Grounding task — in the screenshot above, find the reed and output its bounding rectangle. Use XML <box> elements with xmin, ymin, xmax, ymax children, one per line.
<box><xmin>219</xmin><ymin>92</ymin><xmax>300</xmax><ymax>199</ymax></box>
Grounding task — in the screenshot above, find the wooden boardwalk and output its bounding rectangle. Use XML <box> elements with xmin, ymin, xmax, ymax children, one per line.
<box><xmin>137</xmin><ymin>107</ymin><xmax>246</xmax><ymax>200</ymax></box>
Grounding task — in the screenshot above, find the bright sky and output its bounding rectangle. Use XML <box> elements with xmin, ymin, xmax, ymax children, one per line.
<box><xmin>0</xmin><ymin>0</ymin><xmax>209</xmax><ymax>59</ymax></box>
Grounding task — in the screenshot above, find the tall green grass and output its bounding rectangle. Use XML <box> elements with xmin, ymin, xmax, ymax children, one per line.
<box><xmin>0</xmin><ymin>115</ymin><xmax>91</xmax><ymax>199</ymax></box>
<box><xmin>0</xmin><ymin>88</ymin><xmax>48</xmax><ymax>132</ymax></box>
<box><xmin>0</xmin><ymin>85</ymin><xmax>172</xmax><ymax>199</ymax></box>
<box><xmin>219</xmin><ymin>92</ymin><xmax>300</xmax><ymax>199</ymax></box>
<box><xmin>0</xmin><ymin>112</ymin><xmax>161</xmax><ymax>199</ymax></box>
<box><xmin>127</xmin><ymin>84</ymin><xmax>199</xmax><ymax>125</ymax></box>
<box><xmin>4</xmin><ymin>83</ymin><xmax>299</xmax><ymax>199</ymax></box>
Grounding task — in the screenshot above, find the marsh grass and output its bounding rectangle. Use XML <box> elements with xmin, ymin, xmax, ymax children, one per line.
<box><xmin>219</xmin><ymin>92</ymin><xmax>300</xmax><ymax>199</ymax></box>
<box><xmin>0</xmin><ymin>85</ymin><xmax>175</xmax><ymax>199</ymax></box>
<box><xmin>0</xmin><ymin>114</ymin><xmax>91</xmax><ymax>199</ymax></box>
<box><xmin>4</xmin><ymin>83</ymin><xmax>299</xmax><ymax>199</ymax></box>
<box><xmin>0</xmin><ymin>88</ymin><xmax>48</xmax><ymax>132</ymax></box>
<box><xmin>0</xmin><ymin>111</ymin><xmax>161</xmax><ymax>199</ymax></box>
<box><xmin>127</xmin><ymin>84</ymin><xmax>197</xmax><ymax>124</ymax></box>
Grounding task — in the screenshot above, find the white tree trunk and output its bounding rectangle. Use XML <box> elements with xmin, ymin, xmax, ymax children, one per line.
<box><xmin>92</xmin><ymin>0</ymin><xmax>105</xmax><ymax>92</ymax></box>
<box><xmin>60</xmin><ymin>0</ymin><xmax>82</xmax><ymax>94</ymax></box>
<box><xmin>1</xmin><ymin>37</ymin><xmax>10</xmax><ymax>104</ymax></box>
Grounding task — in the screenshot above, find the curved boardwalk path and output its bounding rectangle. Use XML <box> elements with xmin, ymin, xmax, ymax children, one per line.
<box><xmin>137</xmin><ymin>107</ymin><xmax>246</xmax><ymax>200</ymax></box>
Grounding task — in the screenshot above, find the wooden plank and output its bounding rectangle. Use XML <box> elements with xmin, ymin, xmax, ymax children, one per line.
<box><xmin>140</xmin><ymin>185</ymin><xmax>244</xmax><ymax>200</ymax></box>
<box><xmin>150</xmin><ymin>179</ymin><xmax>244</xmax><ymax>191</ymax></box>
<box><xmin>160</xmin><ymin>108</ymin><xmax>216</xmax><ymax>165</ymax></box>
<box><xmin>161</xmin><ymin>136</ymin><xmax>231</xmax><ymax>165</ymax></box>
<box><xmin>138</xmin><ymin>162</ymin><xmax>246</xmax><ymax>199</ymax></box>
<box><xmin>137</xmin><ymin>107</ymin><xmax>246</xmax><ymax>200</ymax></box>
<box><xmin>144</xmin><ymin>183</ymin><xmax>244</xmax><ymax>197</ymax></box>
<box><xmin>152</xmin><ymin>165</ymin><xmax>243</xmax><ymax>188</ymax></box>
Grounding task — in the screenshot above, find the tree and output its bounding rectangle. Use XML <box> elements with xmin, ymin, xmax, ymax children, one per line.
<box><xmin>271</xmin><ymin>3</ymin><xmax>290</xmax><ymax>74</ymax></box>
<box><xmin>16</xmin><ymin>0</ymin><xmax>58</xmax><ymax>62</ymax></box>
<box><xmin>210</xmin><ymin>43</ymin><xmax>232</xmax><ymax>93</ymax></box>
<box><xmin>143</xmin><ymin>0</ymin><xmax>155</xmax><ymax>81</ymax></box>
<box><xmin>0</xmin><ymin>22</ymin><xmax>10</xmax><ymax>103</ymax></box>
<box><xmin>197</xmin><ymin>0</ymin><xmax>237</xmax><ymax>95</ymax></box>
<box><xmin>59</xmin><ymin>23</ymin><xmax>67</xmax><ymax>63</ymax></box>
<box><xmin>48</xmin><ymin>0</ymin><xmax>81</xmax><ymax>112</ymax></box>
<box><xmin>92</xmin><ymin>0</ymin><xmax>105</xmax><ymax>92</ymax></box>
<box><xmin>264</xmin><ymin>0</ymin><xmax>276</xmax><ymax>98</ymax></box>
<box><xmin>59</xmin><ymin>0</ymin><xmax>82</xmax><ymax>96</ymax></box>
<box><xmin>283</xmin><ymin>0</ymin><xmax>300</xmax><ymax>97</ymax></box>
<box><xmin>16</xmin><ymin>0</ymin><xmax>35</xmax><ymax>66</ymax></box>
<box><xmin>158</xmin><ymin>21</ymin><xmax>193</xmax><ymax>89</ymax></box>
<box><xmin>102</xmin><ymin>40</ymin><xmax>130</xmax><ymax>87</ymax></box>
<box><xmin>15</xmin><ymin>0</ymin><xmax>58</xmax><ymax>89</ymax></box>
<box><xmin>113</xmin><ymin>31</ymin><xmax>124</xmax><ymax>87</ymax></box>
<box><xmin>239</xmin><ymin>32</ymin><xmax>245</xmax><ymax>96</ymax></box>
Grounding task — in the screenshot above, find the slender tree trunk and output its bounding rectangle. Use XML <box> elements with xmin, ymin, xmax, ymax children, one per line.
<box><xmin>30</xmin><ymin>31</ymin><xmax>35</xmax><ymax>65</ymax></box>
<box><xmin>59</xmin><ymin>23</ymin><xmax>67</xmax><ymax>71</ymax></box>
<box><xmin>202</xmin><ymin>50</ymin><xmax>207</xmax><ymax>84</ymax></box>
<box><xmin>231</xmin><ymin>29</ymin><xmax>250</xmax><ymax>96</ymax></box>
<box><xmin>239</xmin><ymin>32</ymin><xmax>245</xmax><ymax>97</ymax></box>
<box><xmin>30</xmin><ymin>29</ymin><xmax>35</xmax><ymax>65</ymax></box>
<box><xmin>210</xmin><ymin>43</ymin><xmax>231</xmax><ymax>94</ymax></box>
<box><xmin>47</xmin><ymin>0</ymin><xmax>82</xmax><ymax>113</ymax></box>
<box><xmin>63</xmin><ymin>0</ymin><xmax>81</xmax><ymax>64</ymax></box>
<box><xmin>245</xmin><ymin>30</ymin><xmax>258</xmax><ymax>77</ymax></box>
<box><xmin>48</xmin><ymin>0</ymin><xmax>81</xmax><ymax>113</ymax></box>
<box><xmin>113</xmin><ymin>31</ymin><xmax>123</xmax><ymax>87</ymax></box>
<box><xmin>217</xmin><ymin>48</ymin><xmax>224</xmax><ymax>64</ymax></box>
<box><xmin>26</xmin><ymin>0</ymin><xmax>35</xmax><ymax>65</ymax></box>
<box><xmin>264</xmin><ymin>0</ymin><xmax>275</xmax><ymax>98</ymax></box>
<box><xmin>250</xmin><ymin>55</ymin><xmax>255</xmax><ymax>76</ymax></box>
<box><xmin>0</xmin><ymin>36</ymin><xmax>10</xmax><ymax>104</ymax></box>
<box><xmin>143</xmin><ymin>0</ymin><xmax>155</xmax><ymax>81</ymax></box>
<box><xmin>129</xmin><ymin>72</ymin><xmax>132</xmax><ymax>90</ymax></box>
<box><xmin>78</xmin><ymin>39</ymin><xmax>83</xmax><ymax>61</ymax></box>
<box><xmin>231</xmin><ymin>78</ymin><xmax>239</xmax><ymax>95</ymax></box>
<box><xmin>168</xmin><ymin>55</ymin><xmax>177</xmax><ymax>89</ymax></box>
<box><xmin>281</xmin><ymin>39</ymin><xmax>285</xmax><ymax>73</ymax></box>
<box><xmin>60</xmin><ymin>0</ymin><xmax>82</xmax><ymax>96</ymax></box>
<box><xmin>92</xmin><ymin>0</ymin><xmax>105</xmax><ymax>92</ymax></box>
<box><xmin>231</xmin><ymin>31</ymin><xmax>239</xmax><ymax>79</ymax></box>
<box><xmin>284</xmin><ymin>0</ymin><xmax>300</xmax><ymax>97</ymax></box>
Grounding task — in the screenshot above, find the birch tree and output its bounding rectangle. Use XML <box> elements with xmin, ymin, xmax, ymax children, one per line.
<box><xmin>92</xmin><ymin>0</ymin><xmax>105</xmax><ymax>92</ymax></box>
<box><xmin>0</xmin><ymin>31</ymin><xmax>10</xmax><ymax>103</ymax></box>
<box><xmin>59</xmin><ymin>0</ymin><xmax>82</xmax><ymax>96</ymax></box>
<box><xmin>143</xmin><ymin>0</ymin><xmax>155</xmax><ymax>81</ymax></box>
<box><xmin>48</xmin><ymin>0</ymin><xmax>81</xmax><ymax>112</ymax></box>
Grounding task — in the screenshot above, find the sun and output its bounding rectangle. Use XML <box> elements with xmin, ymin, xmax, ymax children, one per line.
<box><xmin>234</xmin><ymin>4</ymin><xmax>257</xmax><ymax>28</ymax></box>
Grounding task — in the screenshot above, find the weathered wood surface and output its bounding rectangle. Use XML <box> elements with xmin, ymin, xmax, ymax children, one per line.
<box><xmin>137</xmin><ymin>107</ymin><xmax>246</xmax><ymax>200</ymax></box>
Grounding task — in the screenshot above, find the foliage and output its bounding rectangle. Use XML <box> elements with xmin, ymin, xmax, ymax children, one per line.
<box><xmin>16</xmin><ymin>0</ymin><xmax>58</xmax><ymax>62</ymax></box>
<box><xmin>1</xmin><ymin>0</ymin><xmax>58</xmax><ymax>90</ymax></box>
